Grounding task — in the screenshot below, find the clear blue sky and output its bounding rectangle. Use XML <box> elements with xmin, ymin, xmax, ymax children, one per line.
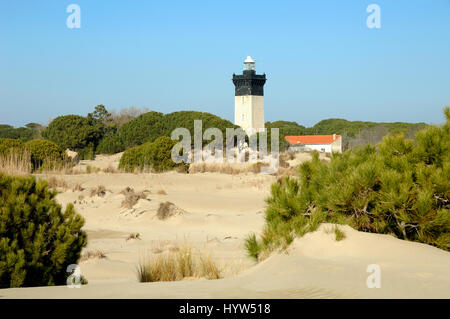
<box><xmin>1</xmin><ymin>0</ymin><xmax>449</xmax><ymax>127</ymax></box>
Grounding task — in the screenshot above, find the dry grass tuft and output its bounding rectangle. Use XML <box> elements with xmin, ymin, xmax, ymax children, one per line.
<box><xmin>157</xmin><ymin>188</ymin><xmax>167</xmax><ymax>195</ymax></box>
<box><xmin>137</xmin><ymin>244</ymin><xmax>221</xmax><ymax>282</ymax></box>
<box><xmin>189</xmin><ymin>162</ymin><xmax>245</xmax><ymax>175</ymax></box>
<box><xmin>46</xmin><ymin>176</ymin><xmax>68</xmax><ymax>190</ymax></box>
<box><xmin>126</xmin><ymin>233</ymin><xmax>141</xmax><ymax>241</ymax></box>
<box><xmin>86</xmin><ymin>165</ymin><xmax>101</xmax><ymax>174</ymax></box>
<box><xmin>72</xmin><ymin>181</ymin><xmax>84</xmax><ymax>192</ymax></box>
<box><xmin>0</xmin><ymin>149</ymin><xmax>32</xmax><ymax>176</ymax></box>
<box><xmin>102</xmin><ymin>164</ymin><xmax>118</xmax><ymax>173</ymax></box>
<box><xmin>198</xmin><ymin>254</ymin><xmax>221</xmax><ymax>280</ymax></box>
<box><xmin>90</xmin><ymin>185</ymin><xmax>107</xmax><ymax>197</ymax></box>
<box><xmin>156</xmin><ymin>201</ymin><xmax>184</xmax><ymax>220</ymax></box>
<box><xmin>120</xmin><ymin>187</ymin><xmax>148</xmax><ymax>208</ymax></box>
<box><xmin>80</xmin><ymin>249</ymin><xmax>106</xmax><ymax>262</ymax></box>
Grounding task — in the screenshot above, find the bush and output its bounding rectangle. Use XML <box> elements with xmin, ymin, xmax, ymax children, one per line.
<box><xmin>162</xmin><ymin>111</ymin><xmax>237</xmax><ymax>147</ymax></box>
<box><xmin>119</xmin><ymin>111</ymin><xmax>165</xmax><ymax>148</ymax></box>
<box><xmin>0</xmin><ymin>125</ymin><xmax>34</xmax><ymax>141</ymax></box>
<box><xmin>0</xmin><ymin>173</ymin><xmax>87</xmax><ymax>288</ymax></box>
<box><xmin>42</xmin><ymin>115</ymin><xmax>101</xmax><ymax>157</ymax></box>
<box><xmin>119</xmin><ymin>136</ymin><xmax>178</xmax><ymax>172</ymax></box>
<box><xmin>24</xmin><ymin>139</ymin><xmax>63</xmax><ymax>170</ymax></box>
<box><xmin>250</xmin><ymin>108</ymin><xmax>450</xmax><ymax>258</ymax></box>
<box><xmin>0</xmin><ymin>138</ymin><xmax>24</xmax><ymax>155</ymax></box>
<box><xmin>96</xmin><ymin>135</ymin><xmax>124</xmax><ymax>154</ymax></box>
<box><xmin>118</xmin><ymin>145</ymin><xmax>145</xmax><ymax>172</ymax></box>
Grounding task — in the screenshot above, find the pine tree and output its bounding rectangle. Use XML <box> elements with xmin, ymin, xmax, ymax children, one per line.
<box><xmin>0</xmin><ymin>174</ymin><xmax>87</xmax><ymax>288</ymax></box>
<box><xmin>250</xmin><ymin>107</ymin><xmax>450</xmax><ymax>257</ymax></box>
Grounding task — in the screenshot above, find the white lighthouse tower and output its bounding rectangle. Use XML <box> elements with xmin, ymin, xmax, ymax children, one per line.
<box><xmin>232</xmin><ymin>56</ymin><xmax>267</xmax><ymax>135</ymax></box>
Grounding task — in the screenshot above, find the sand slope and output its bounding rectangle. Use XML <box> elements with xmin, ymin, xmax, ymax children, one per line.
<box><xmin>1</xmin><ymin>153</ymin><xmax>449</xmax><ymax>298</ymax></box>
<box><xmin>1</xmin><ymin>224</ymin><xmax>449</xmax><ymax>299</ymax></box>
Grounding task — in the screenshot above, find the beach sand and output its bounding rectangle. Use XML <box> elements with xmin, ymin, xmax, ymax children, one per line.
<box><xmin>1</xmin><ymin>153</ymin><xmax>449</xmax><ymax>298</ymax></box>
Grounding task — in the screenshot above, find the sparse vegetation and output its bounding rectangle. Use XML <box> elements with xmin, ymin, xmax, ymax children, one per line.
<box><xmin>120</xmin><ymin>187</ymin><xmax>148</xmax><ymax>208</ymax></box>
<box><xmin>325</xmin><ymin>225</ymin><xmax>346</xmax><ymax>241</ymax></box>
<box><xmin>157</xmin><ymin>201</ymin><xmax>176</xmax><ymax>219</ymax></box>
<box><xmin>126</xmin><ymin>233</ymin><xmax>141</xmax><ymax>241</ymax></box>
<box><xmin>46</xmin><ymin>176</ymin><xmax>68</xmax><ymax>190</ymax></box>
<box><xmin>90</xmin><ymin>185</ymin><xmax>107</xmax><ymax>197</ymax></box>
<box><xmin>137</xmin><ymin>243</ymin><xmax>221</xmax><ymax>282</ymax></box>
<box><xmin>157</xmin><ymin>189</ymin><xmax>167</xmax><ymax>195</ymax></box>
<box><xmin>86</xmin><ymin>165</ymin><xmax>101</xmax><ymax>174</ymax></box>
<box><xmin>244</xmin><ymin>233</ymin><xmax>261</xmax><ymax>261</ymax></box>
<box><xmin>334</xmin><ymin>226</ymin><xmax>346</xmax><ymax>241</ymax></box>
<box><xmin>72</xmin><ymin>181</ymin><xmax>84</xmax><ymax>192</ymax></box>
<box><xmin>80</xmin><ymin>249</ymin><xmax>106</xmax><ymax>262</ymax></box>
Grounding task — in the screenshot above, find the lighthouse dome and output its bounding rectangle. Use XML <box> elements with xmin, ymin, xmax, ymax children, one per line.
<box><xmin>244</xmin><ymin>56</ymin><xmax>255</xmax><ymax>63</ymax></box>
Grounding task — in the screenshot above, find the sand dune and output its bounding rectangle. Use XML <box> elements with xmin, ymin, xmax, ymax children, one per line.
<box><xmin>1</xmin><ymin>153</ymin><xmax>449</xmax><ymax>298</ymax></box>
<box><xmin>2</xmin><ymin>224</ymin><xmax>449</xmax><ymax>298</ymax></box>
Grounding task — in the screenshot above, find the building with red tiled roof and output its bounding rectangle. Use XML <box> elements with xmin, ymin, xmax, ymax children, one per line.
<box><xmin>285</xmin><ymin>134</ymin><xmax>342</xmax><ymax>153</ymax></box>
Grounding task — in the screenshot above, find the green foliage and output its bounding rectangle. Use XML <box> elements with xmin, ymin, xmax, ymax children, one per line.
<box><xmin>24</xmin><ymin>139</ymin><xmax>63</xmax><ymax>170</ymax></box>
<box><xmin>0</xmin><ymin>173</ymin><xmax>87</xmax><ymax>288</ymax></box>
<box><xmin>119</xmin><ymin>111</ymin><xmax>237</xmax><ymax>149</ymax></box>
<box><xmin>96</xmin><ymin>135</ymin><xmax>125</xmax><ymax>154</ymax></box>
<box><xmin>0</xmin><ymin>138</ymin><xmax>24</xmax><ymax>155</ymax></box>
<box><xmin>118</xmin><ymin>145</ymin><xmax>145</xmax><ymax>172</ymax></box>
<box><xmin>87</xmin><ymin>104</ymin><xmax>117</xmax><ymax>140</ymax></box>
<box><xmin>119</xmin><ymin>111</ymin><xmax>165</xmax><ymax>148</ymax></box>
<box><xmin>244</xmin><ymin>233</ymin><xmax>261</xmax><ymax>260</ymax></box>
<box><xmin>307</xmin><ymin>118</ymin><xmax>428</xmax><ymax>138</ymax></box>
<box><xmin>266</xmin><ymin>118</ymin><xmax>428</xmax><ymax>151</ymax></box>
<box><xmin>0</xmin><ymin>125</ymin><xmax>34</xmax><ymax>141</ymax></box>
<box><xmin>163</xmin><ymin>111</ymin><xmax>237</xmax><ymax>147</ymax></box>
<box><xmin>119</xmin><ymin>136</ymin><xmax>178</xmax><ymax>172</ymax></box>
<box><xmin>249</xmin><ymin>109</ymin><xmax>450</xmax><ymax>258</ymax></box>
<box><xmin>42</xmin><ymin>115</ymin><xmax>101</xmax><ymax>158</ymax></box>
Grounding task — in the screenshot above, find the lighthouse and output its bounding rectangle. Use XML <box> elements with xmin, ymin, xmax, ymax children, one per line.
<box><xmin>232</xmin><ymin>56</ymin><xmax>266</xmax><ymax>135</ymax></box>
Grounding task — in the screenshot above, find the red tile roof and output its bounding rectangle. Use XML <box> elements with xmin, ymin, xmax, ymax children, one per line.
<box><xmin>285</xmin><ymin>135</ymin><xmax>341</xmax><ymax>145</ymax></box>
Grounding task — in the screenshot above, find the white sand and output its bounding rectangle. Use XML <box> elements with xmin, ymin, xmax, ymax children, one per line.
<box><xmin>1</xmin><ymin>153</ymin><xmax>449</xmax><ymax>298</ymax></box>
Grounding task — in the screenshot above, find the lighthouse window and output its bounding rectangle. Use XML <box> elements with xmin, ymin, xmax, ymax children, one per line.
<box><xmin>242</xmin><ymin>114</ymin><xmax>245</xmax><ymax>121</ymax></box>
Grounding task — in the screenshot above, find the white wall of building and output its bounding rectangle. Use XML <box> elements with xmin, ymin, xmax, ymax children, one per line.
<box><xmin>304</xmin><ymin>144</ymin><xmax>332</xmax><ymax>153</ymax></box>
<box><xmin>235</xmin><ymin>95</ymin><xmax>264</xmax><ymax>135</ymax></box>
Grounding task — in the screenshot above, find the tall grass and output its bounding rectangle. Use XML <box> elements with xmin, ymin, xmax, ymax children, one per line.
<box><xmin>0</xmin><ymin>149</ymin><xmax>32</xmax><ymax>175</ymax></box>
<box><xmin>137</xmin><ymin>243</ymin><xmax>221</xmax><ymax>282</ymax></box>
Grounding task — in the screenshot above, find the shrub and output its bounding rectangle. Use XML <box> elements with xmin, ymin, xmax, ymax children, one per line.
<box><xmin>90</xmin><ymin>185</ymin><xmax>106</xmax><ymax>197</ymax></box>
<box><xmin>249</xmin><ymin>108</ymin><xmax>450</xmax><ymax>258</ymax></box>
<box><xmin>0</xmin><ymin>138</ymin><xmax>24</xmax><ymax>155</ymax></box>
<box><xmin>24</xmin><ymin>139</ymin><xmax>63</xmax><ymax>170</ymax></box>
<box><xmin>120</xmin><ymin>187</ymin><xmax>148</xmax><ymax>208</ymax></box>
<box><xmin>119</xmin><ymin>111</ymin><xmax>165</xmax><ymax>148</ymax></box>
<box><xmin>0</xmin><ymin>173</ymin><xmax>87</xmax><ymax>288</ymax></box>
<box><xmin>118</xmin><ymin>145</ymin><xmax>145</xmax><ymax>172</ymax></box>
<box><xmin>119</xmin><ymin>136</ymin><xmax>178</xmax><ymax>173</ymax></box>
<box><xmin>145</xmin><ymin>136</ymin><xmax>178</xmax><ymax>172</ymax></box>
<box><xmin>42</xmin><ymin>115</ymin><xmax>101</xmax><ymax>158</ymax></box>
<box><xmin>244</xmin><ymin>233</ymin><xmax>261</xmax><ymax>260</ymax></box>
<box><xmin>0</xmin><ymin>125</ymin><xmax>34</xmax><ymax>140</ymax></box>
<box><xmin>96</xmin><ymin>135</ymin><xmax>124</xmax><ymax>154</ymax></box>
